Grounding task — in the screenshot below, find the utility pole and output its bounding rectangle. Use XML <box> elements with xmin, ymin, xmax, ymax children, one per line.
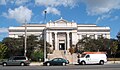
<box><xmin>44</xmin><ymin>11</ymin><xmax>47</xmax><ymax>61</ymax></box>
<box><xmin>24</xmin><ymin>20</ymin><xmax>27</xmax><ymax>57</ymax></box>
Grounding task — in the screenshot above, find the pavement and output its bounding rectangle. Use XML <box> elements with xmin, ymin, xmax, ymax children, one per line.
<box><xmin>30</xmin><ymin>62</ymin><xmax>43</xmax><ymax>66</ymax></box>
<box><xmin>30</xmin><ymin>61</ymin><xmax>120</xmax><ymax>66</ymax></box>
<box><xmin>0</xmin><ymin>61</ymin><xmax>120</xmax><ymax>66</ymax></box>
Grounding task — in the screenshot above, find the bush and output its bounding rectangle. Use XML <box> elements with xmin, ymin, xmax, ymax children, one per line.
<box><xmin>30</xmin><ymin>50</ymin><xmax>44</xmax><ymax>62</ymax></box>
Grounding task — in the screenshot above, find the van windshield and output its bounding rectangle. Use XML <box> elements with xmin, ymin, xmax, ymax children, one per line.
<box><xmin>81</xmin><ymin>54</ymin><xmax>86</xmax><ymax>58</ymax></box>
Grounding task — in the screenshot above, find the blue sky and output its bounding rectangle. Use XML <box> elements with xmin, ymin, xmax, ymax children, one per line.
<box><xmin>0</xmin><ymin>0</ymin><xmax>120</xmax><ymax>41</ymax></box>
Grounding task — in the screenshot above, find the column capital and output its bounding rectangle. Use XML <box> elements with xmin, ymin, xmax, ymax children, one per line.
<box><xmin>66</xmin><ymin>32</ymin><xmax>70</xmax><ymax>34</ymax></box>
<box><xmin>54</xmin><ymin>32</ymin><xmax>57</xmax><ymax>34</ymax></box>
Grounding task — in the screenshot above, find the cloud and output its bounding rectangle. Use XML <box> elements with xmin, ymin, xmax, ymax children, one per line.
<box><xmin>96</xmin><ymin>14</ymin><xmax>111</xmax><ymax>24</ymax></box>
<box><xmin>83</xmin><ymin>0</ymin><xmax>120</xmax><ymax>15</ymax></box>
<box><xmin>0</xmin><ymin>0</ymin><xmax>29</xmax><ymax>5</ymax></box>
<box><xmin>110</xmin><ymin>16</ymin><xmax>119</xmax><ymax>21</ymax></box>
<box><xmin>35</xmin><ymin>0</ymin><xmax>78</xmax><ymax>8</ymax></box>
<box><xmin>1</xmin><ymin>0</ymin><xmax>79</xmax><ymax>16</ymax></box>
<box><xmin>3</xmin><ymin>6</ymin><xmax>33</xmax><ymax>23</ymax></box>
<box><xmin>96</xmin><ymin>14</ymin><xmax>119</xmax><ymax>24</ymax></box>
<box><xmin>0</xmin><ymin>28</ymin><xmax>8</xmax><ymax>33</ymax></box>
<box><xmin>0</xmin><ymin>0</ymin><xmax>6</xmax><ymax>5</ymax></box>
<box><xmin>44</xmin><ymin>7</ymin><xmax>60</xmax><ymax>15</ymax></box>
<box><xmin>35</xmin><ymin>0</ymin><xmax>79</xmax><ymax>16</ymax></box>
<box><xmin>14</xmin><ymin>0</ymin><xmax>29</xmax><ymax>5</ymax></box>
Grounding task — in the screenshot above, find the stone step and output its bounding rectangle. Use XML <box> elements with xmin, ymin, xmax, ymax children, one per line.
<box><xmin>47</xmin><ymin>50</ymin><xmax>78</xmax><ymax>64</ymax></box>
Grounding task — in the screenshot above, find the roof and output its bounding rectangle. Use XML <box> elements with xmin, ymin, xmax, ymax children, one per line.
<box><xmin>83</xmin><ymin>52</ymin><xmax>106</xmax><ymax>54</ymax></box>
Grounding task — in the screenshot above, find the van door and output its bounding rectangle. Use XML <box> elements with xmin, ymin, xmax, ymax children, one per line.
<box><xmin>85</xmin><ymin>55</ymin><xmax>92</xmax><ymax>64</ymax></box>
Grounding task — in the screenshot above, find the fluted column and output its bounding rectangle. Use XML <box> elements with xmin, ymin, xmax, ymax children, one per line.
<box><xmin>67</xmin><ymin>32</ymin><xmax>70</xmax><ymax>50</ymax></box>
<box><xmin>49</xmin><ymin>32</ymin><xmax>52</xmax><ymax>45</ymax></box>
<box><xmin>54</xmin><ymin>32</ymin><xmax>58</xmax><ymax>50</ymax></box>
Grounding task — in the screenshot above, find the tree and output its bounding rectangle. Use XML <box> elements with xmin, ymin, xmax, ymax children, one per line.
<box><xmin>31</xmin><ymin>50</ymin><xmax>44</xmax><ymax>61</ymax></box>
<box><xmin>0</xmin><ymin>43</ymin><xmax>8</xmax><ymax>59</ymax></box>
<box><xmin>26</xmin><ymin>35</ymin><xmax>38</xmax><ymax>58</ymax></box>
<box><xmin>110</xmin><ymin>40</ymin><xmax>118</xmax><ymax>56</ymax></box>
<box><xmin>117</xmin><ymin>31</ymin><xmax>120</xmax><ymax>42</ymax></box>
<box><xmin>2</xmin><ymin>37</ymin><xmax>24</xmax><ymax>58</ymax></box>
<box><xmin>77</xmin><ymin>37</ymin><xmax>111</xmax><ymax>52</ymax></box>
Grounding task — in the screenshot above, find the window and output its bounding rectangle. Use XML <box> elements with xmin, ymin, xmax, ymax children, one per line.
<box><xmin>98</xmin><ymin>35</ymin><xmax>103</xmax><ymax>38</ymax></box>
<box><xmin>52</xmin><ymin>58</ymin><xmax>58</xmax><ymax>61</ymax></box>
<box><xmin>86</xmin><ymin>55</ymin><xmax>90</xmax><ymax>58</ymax></box>
<box><xmin>82</xmin><ymin>35</ymin><xmax>87</xmax><ymax>39</ymax></box>
<box><xmin>90</xmin><ymin>35</ymin><xmax>95</xmax><ymax>39</ymax></box>
<box><xmin>13</xmin><ymin>56</ymin><xmax>26</xmax><ymax>60</ymax></box>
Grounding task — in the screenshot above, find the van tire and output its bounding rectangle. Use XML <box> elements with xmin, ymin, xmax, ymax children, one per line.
<box><xmin>99</xmin><ymin>60</ymin><xmax>104</xmax><ymax>65</ymax></box>
<box><xmin>81</xmin><ymin>61</ymin><xmax>86</xmax><ymax>65</ymax></box>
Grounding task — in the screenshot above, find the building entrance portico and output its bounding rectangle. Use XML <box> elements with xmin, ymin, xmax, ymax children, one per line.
<box><xmin>58</xmin><ymin>32</ymin><xmax>67</xmax><ymax>50</ymax></box>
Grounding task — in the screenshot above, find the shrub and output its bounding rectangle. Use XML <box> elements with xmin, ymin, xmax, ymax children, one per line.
<box><xmin>31</xmin><ymin>50</ymin><xmax>44</xmax><ymax>62</ymax></box>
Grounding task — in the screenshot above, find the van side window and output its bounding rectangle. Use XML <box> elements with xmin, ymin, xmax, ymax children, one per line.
<box><xmin>86</xmin><ymin>55</ymin><xmax>90</xmax><ymax>58</ymax></box>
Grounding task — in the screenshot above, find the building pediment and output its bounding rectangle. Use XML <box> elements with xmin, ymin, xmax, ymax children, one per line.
<box><xmin>54</xmin><ymin>17</ymin><xmax>68</xmax><ymax>23</ymax></box>
<box><xmin>46</xmin><ymin>17</ymin><xmax>77</xmax><ymax>28</ymax></box>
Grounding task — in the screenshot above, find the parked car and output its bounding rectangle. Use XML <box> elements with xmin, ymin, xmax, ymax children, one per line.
<box><xmin>43</xmin><ymin>58</ymin><xmax>69</xmax><ymax>66</ymax></box>
<box><xmin>2</xmin><ymin>56</ymin><xmax>30</xmax><ymax>66</ymax></box>
<box><xmin>78</xmin><ymin>52</ymin><xmax>107</xmax><ymax>65</ymax></box>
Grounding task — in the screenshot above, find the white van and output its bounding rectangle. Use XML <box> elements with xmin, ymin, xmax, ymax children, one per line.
<box><xmin>78</xmin><ymin>52</ymin><xmax>107</xmax><ymax>65</ymax></box>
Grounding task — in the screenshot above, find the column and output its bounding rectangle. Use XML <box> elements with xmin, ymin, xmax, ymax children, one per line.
<box><xmin>54</xmin><ymin>32</ymin><xmax>58</xmax><ymax>50</ymax></box>
<box><xmin>79</xmin><ymin>34</ymin><xmax>82</xmax><ymax>40</ymax></box>
<box><xmin>49</xmin><ymin>32</ymin><xmax>52</xmax><ymax>45</ymax></box>
<box><xmin>87</xmin><ymin>34</ymin><xmax>90</xmax><ymax>37</ymax></box>
<box><xmin>67</xmin><ymin>32</ymin><xmax>70</xmax><ymax>50</ymax></box>
<box><xmin>95</xmin><ymin>34</ymin><xmax>98</xmax><ymax>39</ymax></box>
<box><xmin>46</xmin><ymin>32</ymin><xmax>49</xmax><ymax>42</ymax></box>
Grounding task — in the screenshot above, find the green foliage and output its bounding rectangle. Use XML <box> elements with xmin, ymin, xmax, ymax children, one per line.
<box><xmin>2</xmin><ymin>37</ymin><xmax>24</xmax><ymax>57</ymax></box>
<box><xmin>1</xmin><ymin>35</ymin><xmax>51</xmax><ymax>60</ymax></box>
<box><xmin>110</xmin><ymin>40</ymin><xmax>118</xmax><ymax>54</ymax></box>
<box><xmin>77</xmin><ymin>37</ymin><xmax>111</xmax><ymax>52</ymax></box>
<box><xmin>117</xmin><ymin>31</ymin><xmax>120</xmax><ymax>42</ymax></box>
<box><xmin>0</xmin><ymin>44</ymin><xmax>8</xmax><ymax>59</ymax></box>
<box><xmin>31</xmin><ymin>50</ymin><xmax>44</xmax><ymax>62</ymax></box>
<box><xmin>26</xmin><ymin>35</ymin><xmax>38</xmax><ymax>58</ymax></box>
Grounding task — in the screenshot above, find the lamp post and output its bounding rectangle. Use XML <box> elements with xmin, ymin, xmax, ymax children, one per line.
<box><xmin>44</xmin><ymin>11</ymin><xmax>47</xmax><ymax>61</ymax></box>
<box><xmin>24</xmin><ymin>20</ymin><xmax>27</xmax><ymax>57</ymax></box>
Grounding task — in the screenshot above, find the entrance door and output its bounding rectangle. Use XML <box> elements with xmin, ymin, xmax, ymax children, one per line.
<box><xmin>59</xmin><ymin>43</ymin><xmax>65</xmax><ymax>50</ymax></box>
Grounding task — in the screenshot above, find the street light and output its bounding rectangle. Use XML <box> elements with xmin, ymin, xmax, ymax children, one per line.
<box><xmin>44</xmin><ymin>11</ymin><xmax>47</xmax><ymax>61</ymax></box>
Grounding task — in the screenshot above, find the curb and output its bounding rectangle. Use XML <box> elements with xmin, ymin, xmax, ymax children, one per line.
<box><xmin>30</xmin><ymin>61</ymin><xmax>120</xmax><ymax>66</ymax></box>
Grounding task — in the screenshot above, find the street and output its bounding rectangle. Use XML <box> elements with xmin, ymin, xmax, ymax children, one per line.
<box><xmin>0</xmin><ymin>64</ymin><xmax>120</xmax><ymax>70</ymax></box>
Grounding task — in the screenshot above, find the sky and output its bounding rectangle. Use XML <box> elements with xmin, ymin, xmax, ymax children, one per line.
<box><xmin>0</xmin><ymin>0</ymin><xmax>120</xmax><ymax>41</ymax></box>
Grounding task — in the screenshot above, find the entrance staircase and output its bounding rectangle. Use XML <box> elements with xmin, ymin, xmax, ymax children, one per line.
<box><xmin>47</xmin><ymin>50</ymin><xmax>78</xmax><ymax>64</ymax></box>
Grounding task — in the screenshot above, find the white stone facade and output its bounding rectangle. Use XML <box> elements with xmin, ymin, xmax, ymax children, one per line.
<box><xmin>8</xmin><ymin>18</ymin><xmax>110</xmax><ymax>51</ymax></box>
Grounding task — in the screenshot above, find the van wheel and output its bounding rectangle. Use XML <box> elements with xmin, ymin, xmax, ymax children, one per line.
<box><xmin>99</xmin><ymin>61</ymin><xmax>104</xmax><ymax>65</ymax></box>
<box><xmin>3</xmin><ymin>62</ymin><xmax>7</xmax><ymax>66</ymax></box>
<box><xmin>81</xmin><ymin>61</ymin><xmax>86</xmax><ymax>65</ymax></box>
<box><xmin>20</xmin><ymin>62</ymin><xmax>25</xmax><ymax>66</ymax></box>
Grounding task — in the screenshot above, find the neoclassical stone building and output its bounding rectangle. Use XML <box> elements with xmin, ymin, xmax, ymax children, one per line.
<box><xmin>9</xmin><ymin>18</ymin><xmax>110</xmax><ymax>51</ymax></box>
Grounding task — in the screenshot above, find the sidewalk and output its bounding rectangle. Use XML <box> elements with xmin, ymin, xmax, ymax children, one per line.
<box><xmin>30</xmin><ymin>61</ymin><xmax>120</xmax><ymax>66</ymax></box>
<box><xmin>30</xmin><ymin>62</ymin><xmax>43</xmax><ymax>66</ymax></box>
<box><xmin>106</xmin><ymin>61</ymin><xmax>120</xmax><ymax>64</ymax></box>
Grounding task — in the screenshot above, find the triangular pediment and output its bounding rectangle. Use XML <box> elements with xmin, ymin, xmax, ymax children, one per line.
<box><xmin>54</xmin><ymin>17</ymin><xmax>68</xmax><ymax>23</ymax></box>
